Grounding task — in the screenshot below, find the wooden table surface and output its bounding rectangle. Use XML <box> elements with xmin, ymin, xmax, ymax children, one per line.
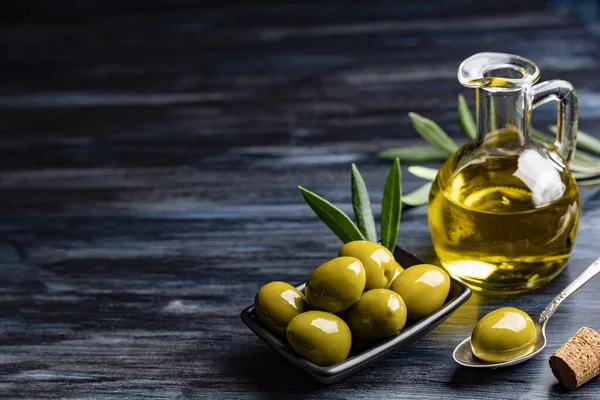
<box><xmin>2</xmin><ymin>1</ymin><xmax>600</xmax><ymax>398</ymax></box>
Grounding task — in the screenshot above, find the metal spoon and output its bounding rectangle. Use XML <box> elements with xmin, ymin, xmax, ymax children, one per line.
<box><xmin>453</xmin><ymin>256</ymin><xmax>600</xmax><ymax>368</ymax></box>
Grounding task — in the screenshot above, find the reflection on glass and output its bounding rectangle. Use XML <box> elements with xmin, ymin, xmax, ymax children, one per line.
<box><xmin>513</xmin><ymin>149</ymin><xmax>565</xmax><ymax>207</ymax></box>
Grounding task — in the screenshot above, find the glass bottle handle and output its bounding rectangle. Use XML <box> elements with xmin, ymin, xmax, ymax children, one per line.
<box><xmin>531</xmin><ymin>80</ymin><xmax>578</xmax><ymax>164</ymax></box>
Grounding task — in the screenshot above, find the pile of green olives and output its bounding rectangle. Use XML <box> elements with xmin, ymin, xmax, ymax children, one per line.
<box><xmin>253</xmin><ymin>241</ymin><xmax>452</xmax><ymax>366</ymax></box>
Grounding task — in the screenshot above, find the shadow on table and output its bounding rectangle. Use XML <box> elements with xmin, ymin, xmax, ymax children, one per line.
<box><xmin>210</xmin><ymin>343</ymin><xmax>420</xmax><ymax>398</ymax></box>
<box><xmin>449</xmin><ymin>362</ymin><xmax>535</xmax><ymax>387</ymax></box>
<box><xmin>214</xmin><ymin>345</ymin><xmax>328</xmax><ymax>399</ymax></box>
<box><xmin>548</xmin><ymin>377</ymin><xmax>600</xmax><ymax>396</ymax></box>
<box><xmin>548</xmin><ymin>382</ymin><xmax>571</xmax><ymax>395</ymax></box>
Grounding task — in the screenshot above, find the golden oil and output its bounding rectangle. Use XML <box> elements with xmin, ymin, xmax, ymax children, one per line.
<box><xmin>428</xmin><ymin>137</ymin><xmax>580</xmax><ymax>293</ymax></box>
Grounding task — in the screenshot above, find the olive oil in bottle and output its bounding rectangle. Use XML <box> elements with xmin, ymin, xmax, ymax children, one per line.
<box><xmin>430</xmin><ymin>53</ymin><xmax>581</xmax><ymax>293</ymax></box>
<box><xmin>428</xmin><ymin>143</ymin><xmax>579</xmax><ymax>292</ymax></box>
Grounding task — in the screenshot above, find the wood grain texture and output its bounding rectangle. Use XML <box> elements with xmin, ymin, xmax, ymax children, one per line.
<box><xmin>1</xmin><ymin>1</ymin><xmax>600</xmax><ymax>398</ymax></box>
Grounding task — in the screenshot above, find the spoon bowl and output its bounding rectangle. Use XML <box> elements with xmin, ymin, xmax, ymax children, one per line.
<box><xmin>453</xmin><ymin>257</ymin><xmax>600</xmax><ymax>368</ymax></box>
<box><xmin>453</xmin><ymin>322</ymin><xmax>546</xmax><ymax>368</ymax></box>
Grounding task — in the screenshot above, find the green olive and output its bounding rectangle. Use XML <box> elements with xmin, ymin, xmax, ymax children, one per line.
<box><xmin>390</xmin><ymin>264</ymin><xmax>450</xmax><ymax>320</ymax></box>
<box><xmin>339</xmin><ymin>241</ymin><xmax>401</xmax><ymax>289</ymax></box>
<box><xmin>254</xmin><ymin>281</ymin><xmax>309</xmax><ymax>335</ymax></box>
<box><xmin>471</xmin><ymin>307</ymin><xmax>536</xmax><ymax>363</ymax></box>
<box><xmin>305</xmin><ymin>256</ymin><xmax>366</xmax><ymax>313</ymax></box>
<box><xmin>286</xmin><ymin>311</ymin><xmax>352</xmax><ymax>366</ymax></box>
<box><xmin>391</xmin><ymin>261</ymin><xmax>404</xmax><ymax>284</ymax></box>
<box><xmin>345</xmin><ymin>289</ymin><xmax>407</xmax><ymax>340</ymax></box>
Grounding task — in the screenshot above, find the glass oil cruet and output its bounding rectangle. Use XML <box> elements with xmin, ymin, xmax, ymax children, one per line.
<box><xmin>428</xmin><ymin>52</ymin><xmax>580</xmax><ymax>293</ymax></box>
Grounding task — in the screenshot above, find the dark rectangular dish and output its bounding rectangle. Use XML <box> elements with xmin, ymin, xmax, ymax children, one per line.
<box><xmin>240</xmin><ymin>246</ymin><xmax>472</xmax><ymax>384</ymax></box>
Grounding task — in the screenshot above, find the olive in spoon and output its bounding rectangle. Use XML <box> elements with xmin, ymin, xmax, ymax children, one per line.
<box><xmin>453</xmin><ymin>256</ymin><xmax>600</xmax><ymax>368</ymax></box>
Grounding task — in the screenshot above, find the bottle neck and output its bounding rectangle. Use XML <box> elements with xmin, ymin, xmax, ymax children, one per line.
<box><xmin>476</xmin><ymin>88</ymin><xmax>531</xmax><ymax>147</ymax></box>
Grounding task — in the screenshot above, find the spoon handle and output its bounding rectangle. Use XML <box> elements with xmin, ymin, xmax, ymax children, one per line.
<box><xmin>538</xmin><ymin>257</ymin><xmax>600</xmax><ymax>325</ymax></box>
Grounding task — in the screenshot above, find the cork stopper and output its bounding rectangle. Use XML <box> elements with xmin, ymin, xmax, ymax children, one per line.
<box><xmin>549</xmin><ymin>327</ymin><xmax>600</xmax><ymax>390</ymax></box>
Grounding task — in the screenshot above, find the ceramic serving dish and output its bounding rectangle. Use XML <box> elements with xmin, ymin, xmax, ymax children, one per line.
<box><xmin>240</xmin><ymin>246</ymin><xmax>472</xmax><ymax>384</ymax></box>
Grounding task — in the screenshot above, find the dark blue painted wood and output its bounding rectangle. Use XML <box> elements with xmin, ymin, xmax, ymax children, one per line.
<box><xmin>1</xmin><ymin>1</ymin><xmax>600</xmax><ymax>398</ymax></box>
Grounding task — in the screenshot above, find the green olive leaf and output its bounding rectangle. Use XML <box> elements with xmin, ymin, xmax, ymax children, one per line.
<box><xmin>531</xmin><ymin>127</ymin><xmax>553</xmax><ymax>145</ymax></box>
<box><xmin>402</xmin><ymin>182</ymin><xmax>433</xmax><ymax>206</ymax></box>
<box><xmin>573</xmin><ymin>171</ymin><xmax>600</xmax><ymax>180</ymax></box>
<box><xmin>576</xmin><ymin>177</ymin><xmax>600</xmax><ymax>187</ymax></box>
<box><xmin>377</xmin><ymin>146</ymin><xmax>449</xmax><ymax>162</ymax></box>
<box><xmin>351</xmin><ymin>164</ymin><xmax>377</xmax><ymax>242</ymax></box>
<box><xmin>549</xmin><ymin>125</ymin><xmax>600</xmax><ymax>157</ymax></box>
<box><xmin>299</xmin><ymin>186</ymin><xmax>365</xmax><ymax>243</ymax></box>
<box><xmin>570</xmin><ymin>159</ymin><xmax>600</xmax><ymax>175</ymax></box>
<box><xmin>573</xmin><ymin>150</ymin><xmax>599</xmax><ymax>163</ymax></box>
<box><xmin>515</xmin><ymin>128</ymin><xmax>600</xmax><ymax>179</ymax></box>
<box><xmin>458</xmin><ymin>94</ymin><xmax>476</xmax><ymax>140</ymax></box>
<box><xmin>532</xmin><ymin>127</ymin><xmax>598</xmax><ymax>164</ymax></box>
<box><xmin>407</xmin><ymin>166</ymin><xmax>438</xmax><ymax>181</ymax></box>
<box><xmin>380</xmin><ymin>158</ymin><xmax>402</xmax><ymax>253</ymax></box>
<box><xmin>409</xmin><ymin>112</ymin><xmax>460</xmax><ymax>154</ymax></box>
